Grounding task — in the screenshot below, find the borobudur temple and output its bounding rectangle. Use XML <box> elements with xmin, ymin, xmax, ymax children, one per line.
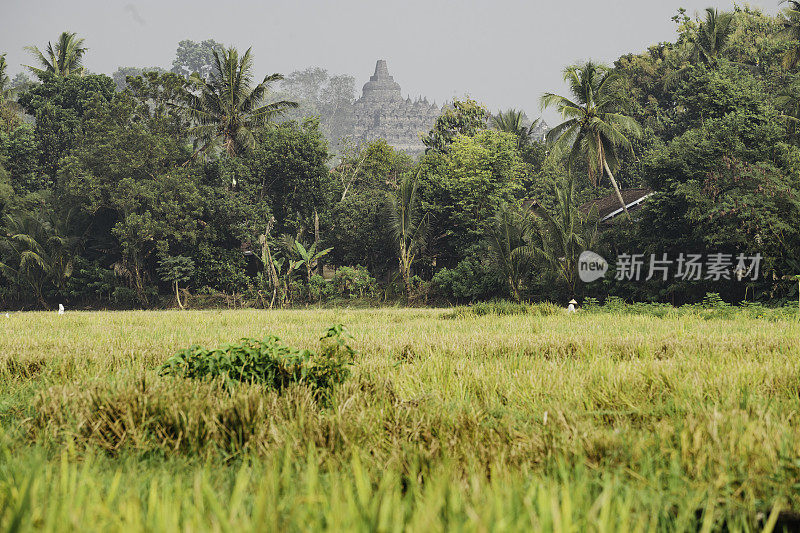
<box><xmin>347</xmin><ymin>60</ymin><xmax>442</xmax><ymax>154</ymax></box>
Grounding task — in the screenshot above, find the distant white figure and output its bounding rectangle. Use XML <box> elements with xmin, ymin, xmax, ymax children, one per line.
<box><xmin>567</xmin><ymin>299</ymin><xmax>578</xmax><ymax>313</ymax></box>
<box><xmin>4</xmin><ymin>313</ymin><xmax>8</xmax><ymax>318</ymax></box>
<box><xmin>58</xmin><ymin>304</ymin><xmax>65</xmax><ymax>315</ymax></box>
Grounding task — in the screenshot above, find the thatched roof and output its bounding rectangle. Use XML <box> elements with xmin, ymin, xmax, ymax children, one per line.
<box><xmin>580</xmin><ymin>188</ymin><xmax>653</xmax><ymax>222</ymax></box>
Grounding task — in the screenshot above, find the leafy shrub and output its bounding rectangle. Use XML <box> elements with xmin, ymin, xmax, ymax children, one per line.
<box><xmin>736</xmin><ymin>301</ymin><xmax>784</xmax><ymax>321</ymax></box>
<box><xmin>442</xmin><ymin>300</ymin><xmax>530</xmax><ymax>319</ymax></box>
<box><xmin>739</xmin><ymin>300</ymin><xmax>766</xmax><ymax>313</ymax></box>
<box><xmin>306</xmin><ymin>274</ymin><xmax>335</xmax><ymax>302</ymax></box>
<box><xmin>529</xmin><ymin>302</ymin><xmax>564</xmax><ymax>316</ymax></box>
<box><xmin>331</xmin><ymin>266</ymin><xmax>376</xmax><ymax>299</ymax></box>
<box><xmin>584</xmin><ymin>296</ymin><xmax>685</xmax><ymax>318</ymax></box>
<box><xmin>682</xmin><ymin>293</ymin><xmax>735</xmax><ymax>320</ymax></box>
<box><xmin>111</xmin><ymin>286</ymin><xmax>158</xmax><ymax>307</ymax></box>
<box><xmin>64</xmin><ymin>257</ymin><xmax>116</xmax><ymax>302</ymax></box>
<box><xmin>582</xmin><ymin>297</ymin><xmax>601</xmax><ymax>310</ymax></box>
<box><xmin>159</xmin><ymin>325</ymin><xmax>356</xmax><ymax>397</ymax></box>
<box><xmin>579</xmin><ymin>293</ymin><xmax>795</xmax><ymax>320</ymax></box>
<box><xmin>469</xmin><ymin>300</ymin><xmax>531</xmax><ymax>317</ymax></box>
<box><xmin>442</xmin><ymin>300</ymin><xmax>564</xmax><ymax>319</ymax></box>
<box><xmin>431</xmin><ymin>259</ymin><xmax>501</xmax><ymax>302</ymax></box>
<box><xmin>628</xmin><ymin>302</ymin><xmax>675</xmax><ymax>318</ymax></box>
<box><xmin>603</xmin><ymin>296</ymin><xmax>627</xmax><ymax>311</ymax></box>
<box><xmin>191</xmin><ymin>243</ymin><xmax>252</xmax><ymax>294</ymax></box>
<box><xmin>701</xmin><ymin>292</ymin><xmax>730</xmax><ymax>309</ymax></box>
<box><xmin>584</xmin><ymin>297</ymin><xmax>675</xmax><ymax>317</ymax></box>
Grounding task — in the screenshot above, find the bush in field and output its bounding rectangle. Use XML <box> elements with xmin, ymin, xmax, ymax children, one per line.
<box><xmin>331</xmin><ymin>266</ymin><xmax>376</xmax><ymax>298</ymax></box>
<box><xmin>442</xmin><ymin>300</ymin><xmax>562</xmax><ymax>319</ymax></box>
<box><xmin>468</xmin><ymin>301</ymin><xmax>529</xmax><ymax>317</ymax></box>
<box><xmin>529</xmin><ymin>302</ymin><xmax>564</xmax><ymax>316</ymax></box>
<box><xmin>159</xmin><ymin>325</ymin><xmax>355</xmax><ymax>396</ymax></box>
<box><xmin>431</xmin><ymin>258</ymin><xmax>501</xmax><ymax>302</ymax></box>
<box><xmin>582</xmin><ymin>293</ymin><xmax>796</xmax><ymax>320</ymax></box>
<box><xmin>306</xmin><ymin>274</ymin><xmax>335</xmax><ymax>302</ymax></box>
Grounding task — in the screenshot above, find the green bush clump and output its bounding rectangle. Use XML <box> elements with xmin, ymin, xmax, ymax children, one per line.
<box><xmin>470</xmin><ymin>301</ymin><xmax>528</xmax><ymax>316</ymax></box>
<box><xmin>331</xmin><ymin>266</ymin><xmax>377</xmax><ymax>298</ymax></box>
<box><xmin>685</xmin><ymin>292</ymin><xmax>736</xmax><ymax>320</ymax></box>
<box><xmin>582</xmin><ymin>297</ymin><xmax>601</xmax><ymax>309</ymax></box>
<box><xmin>159</xmin><ymin>325</ymin><xmax>356</xmax><ymax>396</ymax></box>
<box><xmin>431</xmin><ymin>259</ymin><xmax>501</xmax><ymax>302</ymax></box>
<box><xmin>584</xmin><ymin>296</ymin><xmax>675</xmax><ymax>317</ymax></box>
<box><xmin>580</xmin><ymin>293</ymin><xmax>797</xmax><ymax>320</ymax></box>
<box><xmin>622</xmin><ymin>302</ymin><xmax>676</xmax><ymax>318</ymax></box>
<box><xmin>528</xmin><ymin>302</ymin><xmax>564</xmax><ymax>316</ymax></box>
<box><xmin>306</xmin><ymin>274</ymin><xmax>336</xmax><ymax>302</ymax></box>
<box><xmin>442</xmin><ymin>300</ymin><xmax>559</xmax><ymax>319</ymax></box>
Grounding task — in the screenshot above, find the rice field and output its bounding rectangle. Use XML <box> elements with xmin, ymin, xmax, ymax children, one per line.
<box><xmin>1</xmin><ymin>307</ymin><xmax>799</xmax><ymax>531</ymax></box>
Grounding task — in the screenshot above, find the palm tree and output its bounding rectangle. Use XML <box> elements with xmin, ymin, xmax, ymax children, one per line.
<box><xmin>486</xmin><ymin>202</ymin><xmax>534</xmax><ymax>302</ymax></box>
<box><xmin>491</xmin><ymin>109</ymin><xmax>541</xmax><ymax>149</ymax></box>
<box><xmin>388</xmin><ymin>172</ymin><xmax>429</xmax><ymax>298</ymax></box>
<box><xmin>0</xmin><ymin>54</ymin><xmax>11</xmax><ymax>102</ymax></box>
<box><xmin>25</xmin><ymin>31</ymin><xmax>87</xmax><ymax>78</ymax></box>
<box><xmin>541</xmin><ymin>62</ymin><xmax>642</xmax><ymax>218</ymax></box>
<box><xmin>782</xmin><ymin>1</ymin><xmax>800</xmax><ymax>70</ymax></box>
<box><xmin>692</xmin><ymin>8</ymin><xmax>736</xmax><ymax>67</ymax></box>
<box><xmin>0</xmin><ymin>212</ymin><xmax>79</xmax><ymax>307</ymax></box>
<box><xmin>176</xmin><ymin>46</ymin><xmax>298</xmax><ymax>158</ymax></box>
<box><xmin>526</xmin><ymin>178</ymin><xmax>599</xmax><ymax>297</ymax></box>
<box><xmin>665</xmin><ymin>9</ymin><xmax>748</xmax><ymax>88</ymax></box>
<box><xmin>0</xmin><ymin>55</ymin><xmax>22</xmax><ymax>134</ymax></box>
<box><xmin>0</xmin><ymin>54</ymin><xmax>24</xmax><ymax>129</ymax></box>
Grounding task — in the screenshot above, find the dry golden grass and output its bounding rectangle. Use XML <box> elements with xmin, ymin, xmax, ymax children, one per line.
<box><xmin>0</xmin><ymin>308</ymin><xmax>798</xmax><ymax>531</ymax></box>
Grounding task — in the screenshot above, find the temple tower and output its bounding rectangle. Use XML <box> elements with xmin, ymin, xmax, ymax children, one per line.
<box><xmin>348</xmin><ymin>60</ymin><xmax>442</xmax><ymax>154</ymax></box>
<box><xmin>360</xmin><ymin>60</ymin><xmax>403</xmax><ymax>102</ymax></box>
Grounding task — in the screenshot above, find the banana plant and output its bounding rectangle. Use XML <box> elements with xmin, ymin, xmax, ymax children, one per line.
<box><xmin>293</xmin><ymin>241</ymin><xmax>333</xmax><ymax>282</ymax></box>
<box><xmin>279</xmin><ymin>235</ymin><xmax>332</xmax><ymax>283</ymax></box>
<box><xmin>275</xmin><ymin>257</ymin><xmax>303</xmax><ymax>306</ymax></box>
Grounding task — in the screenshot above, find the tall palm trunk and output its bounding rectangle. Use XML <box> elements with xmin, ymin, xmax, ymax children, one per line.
<box><xmin>603</xmin><ymin>159</ymin><xmax>631</xmax><ymax>221</ymax></box>
<box><xmin>399</xmin><ymin>246</ymin><xmax>413</xmax><ymax>298</ymax></box>
<box><xmin>508</xmin><ymin>276</ymin><xmax>521</xmax><ymax>303</ymax></box>
<box><xmin>543</xmin><ymin>63</ymin><xmax>642</xmax><ymax>224</ymax></box>
<box><xmin>314</xmin><ymin>210</ymin><xmax>322</xmax><ymax>276</ymax></box>
<box><xmin>32</xmin><ymin>281</ymin><xmax>47</xmax><ymax>309</ymax></box>
<box><xmin>174</xmin><ymin>280</ymin><xmax>185</xmax><ymax>309</ymax></box>
<box><xmin>599</xmin><ymin>140</ymin><xmax>631</xmax><ymax>221</ymax></box>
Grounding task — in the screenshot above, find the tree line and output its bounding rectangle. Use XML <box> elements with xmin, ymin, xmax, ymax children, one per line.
<box><xmin>0</xmin><ymin>3</ymin><xmax>799</xmax><ymax>309</ymax></box>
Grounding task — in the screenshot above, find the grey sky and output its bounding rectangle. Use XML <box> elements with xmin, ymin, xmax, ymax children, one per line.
<box><xmin>0</xmin><ymin>0</ymin><xmax>783</xmax><ymax>124</ymax></box>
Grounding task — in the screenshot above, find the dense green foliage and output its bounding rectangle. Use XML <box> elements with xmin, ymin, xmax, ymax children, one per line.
<box><xmin>2</xmin><ymin>6</ymin><xmax>800</xmax><ymax>308</ymax></box>
<box><xmin>160</xmin><ymin>324</ymin><xmax>355</xmax><ymax>396</ymax></box>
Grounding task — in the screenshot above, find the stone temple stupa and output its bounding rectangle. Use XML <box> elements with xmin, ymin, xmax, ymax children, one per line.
<box><xmin>347</xmin><ymin>60</ymin><xmax>442</xmax><ymax>154</ymax></box>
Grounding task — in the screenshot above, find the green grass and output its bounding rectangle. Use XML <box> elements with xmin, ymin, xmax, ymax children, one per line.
<box><xmin>0</xmin><ymin>308</ymin><xmax>799</xmax><ymax>531</ymax></box>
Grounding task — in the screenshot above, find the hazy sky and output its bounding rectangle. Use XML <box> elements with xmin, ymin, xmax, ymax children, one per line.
<box><xmin>0</xmin><ymin>0</ymin><xmax>783</xmax><ymax>124</ymax></box>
